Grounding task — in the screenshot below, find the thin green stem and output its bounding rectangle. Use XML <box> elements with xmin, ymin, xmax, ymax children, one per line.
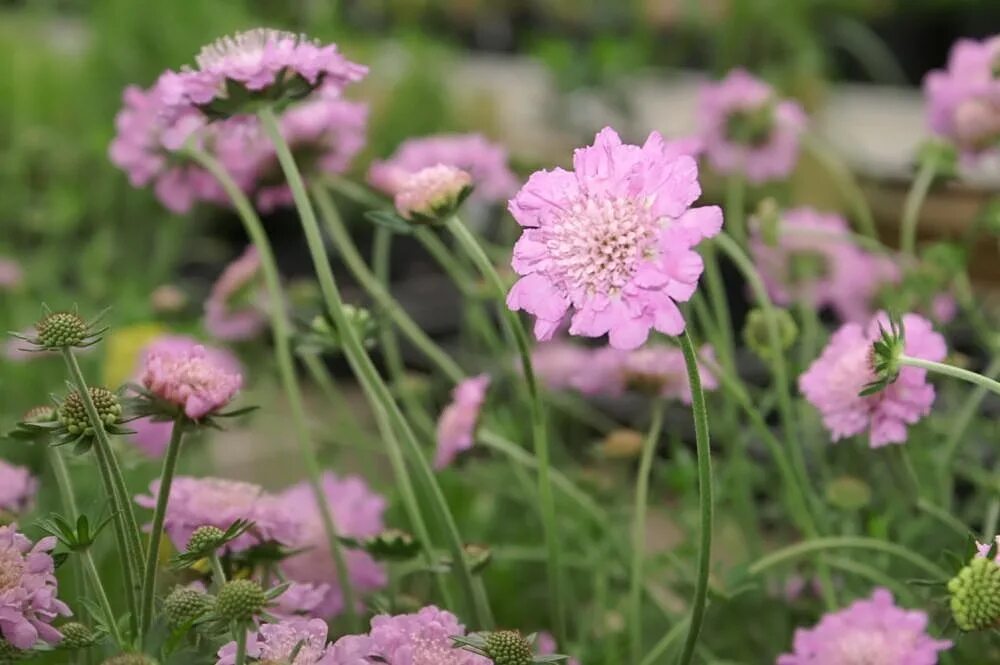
<box><xmin>676</xmin><ymin>330</ymin><xmax>713</xmax><ymax>665</ymax></box>
<box><xmin>942</xmin><ymin>355</ymin><xmax>1000</xmax><ymax>504</ymax></box>
<box><xmin>700</xmin><ymin>243</ymin><xmax>735</xmax><ymax>373</ymax></box>
<box><xmin>81</xmin><ymin>548</ymin><xmax>124</xmax><ymax>647</ymax></box>
<box><xmin>802</xmin><ymin>133</ymin><xmax>878</xmax><ymax>240</ymax></box>
<box><xmin>629</xmin><ymin>406</ymin><xmax>666</xmax><ymax>663</ymax></box>
<box><xmin>185</xmin><ymin>142</ymin><xmax>360</xmax><ymax>632</ymax></box>
<box><xmin>414</xmin><ymin>227</ymin><xmax>479</xmax><ymax>298</ymax></box>
<box><xmin>747</xmin><ymin>536</ymin><xmax>949</xmax><ymax>580</ymax></box>
<box><xmin>900</xmin><ymin>355</ymin><xmax>1000</xmax><ymax>396</ymax></box>
<box><xmin>899</xmin><ymin>159</ymin><xmax>937</xmax><ymax>256</ymax></box>
<box><xmin>640</xmin><ymin>614</ymin><xmax>690</xmax><ymax>665</ymax></box>
<box><xmin>445</xmin><ymin>215</ymin><xmax>566</xmax><ymax>642</ymax></box>
<box><xmin>139</xmin><ymin>414</ymin><xmax>185</xmax><ymax>642</ymax></box>
<box><xmin>725</xmin><ymin>176</ymin><xmax>747</xmax><ymax>246</ymax></box>
<box><xmin>211</xmin><ymin>554</ymin><xmax>227</xmax><ymax>590</ymax></box>
<box><xmin>234</xmin><ymin>627</ymin><xmax>248</xmax><ymax>665</ymax></box>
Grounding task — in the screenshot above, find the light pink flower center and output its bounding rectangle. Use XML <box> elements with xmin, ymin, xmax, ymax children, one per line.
<box><xmin>195</xmin><ymin>28</ymin><xmax>296</xmax><ymax>71</ymax></box>
<box><xmin>188</xmin><ymin>479</ymin><xmax>260</xmax><ymax>515</ymax></box>
<box><xmin>411</xmin><ymin>635</ymin><xmax>465</xmax><ymax>664</ymax></box>
<box><xmin>830</xmin><ymin>628</ymin><xmax>911</xmax><ymax>664</ymax></box>
<box><xmin>546</xmin><ymin>195</ymin><xmax>656</xmax><ymax>296</ymax></box>
<box><xmin>0</xmin><ymin>545</ymin><xmax>24</xmax><ymax>592</ymax></box>
<box><xmin>826</xmin><ymin>342</ymin><xmax>877</xmax><ymax>405</ymax></box>
<box><xmin>261</xmin><ymin>633</ymin><xmax>323</xmax><ymax>664</ymax></box>
<box><xmin>954</xmin><ymin>98</ymin><xmax>1000</xmax><ymax>150</ymax></box>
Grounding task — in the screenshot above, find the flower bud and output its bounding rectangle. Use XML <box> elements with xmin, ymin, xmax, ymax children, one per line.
<box><xmin>164</xmin><ymin>586</ymin><xmax>214</xmax><ymax>627</ymax></box>
<box><xmin>22</xmin><ymin>405</ymin><xmax>56</xmax><ymax>424</ymax></box>
<box><xmin>824</xmin><ymin>476</ymin><xmax>872</xmax><ymax>511</ymax></box>
<box><xmin>484</xmin><ymin>631</ymin><xmax>534</xmax><ymax>665</ymax></box>
<box><xmin>59</xmin><ymin>388</ymin><xmax>123</xmax><ymax>435</ymax></box>
<box><xmin>755</xmin><ymin>197</ymin><xmax>782</xmax><ymax>247</ymax></box>
<box><xmin>948</xmin><ymin>556</ymin><xmax>1000</xmax><ymax>631</ymax></box>
<box><xmin>215</xmin><ymin>579</ymin><xmax>267</xmax><ymax>623</ymax></box>
<box><xmin>394</xmin><ymin>165</ymin><xmax>473</xmax><ymax>223</ymax></box>
<box><xmin>599</xmin><ymin>429</ymin><xmax>644</xmax><ymax>460</ymax></box>
<box><xmin>186</xmin><ymin>526</ymin><xmax>226</xmax><ymax>555</ymax></box>
<box><xmin>59</xmin><ymin>623</ymin><xmax>97</xmax><ymax>649</ymax></box>
<box><xmin>742</xmin><ymin>308</ymin><xmax>798</xmax><ymax>362</ymax></box>
<box><xmin>36</xmin><ymin>311</ymin><xmax>88</xmax><ymax>349</ymax></box>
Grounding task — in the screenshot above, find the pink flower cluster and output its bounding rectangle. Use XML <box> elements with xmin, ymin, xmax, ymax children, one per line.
<box><xmin>507</xmin><ymin>127</ymin><xmax>722</xmax><ymax>350</ymax></box>
<box><xmin>0</xmin><ymin>525</ymin><xmax>71</xmax><ymax>650</ymax></box>
<box><xmin>924</xmin><ymin>35</ymin><xmax>1000</xmax><ymax>159</ymax></box>
<box><xmin>141</xmin><ymin>341</ymin><xmax>242</xmax><ymax>419</ymax></box>
<box><xmin>435</xmin><ymin>375</ymin><xmax>491</xmax><ymax>470</ymax></box>
<box><xmin>751</xmin><ymin>207</ymin><xmax>899</xmax><ymax>323</ymax></box>
<box><xmin>218</xmin><ymin>618</ymin><xmax>336</xmax><ymax>665</ymax></box>
<box><xmin>778</xmin><ymin>588</ymin><xmax>950</xmax><ymax>664</ymax></box>
<box><xmin>369</xmin><ymin>133</ymin><xmax>518</xmax><ymax>203</ymax></box>
<box><xmin>0</xmin><ymin>461</ymin><xmax>37</xmax><ymax>516</ymax></box>
<box><xmin>697</xmin><ymin>69</ymin><xmax>806</xmax><ymax>182</ymax></box>
<box><xmin>800</xmin><ymin>312</ymin><xmax>946</xmax><ymax>447</ymax></box>
<box><xmin>204</xmin><ymin>246</ymin><xmax>268</xmax><ymax>341</ymax></box>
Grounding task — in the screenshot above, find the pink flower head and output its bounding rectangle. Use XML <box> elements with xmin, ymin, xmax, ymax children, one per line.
<box><xmin>536</xmin><ymin>632</ymin><xmax>580</xmax><ymax>665</ymax></box>
<box><xmin>279</xmin><ymin>472</ymin><xmax>387</xmax><ymax>618</ymax></box>
<box><xmin>507</xmin><ymin>127</ymin><xmax>723</xmax><ymax>350</ymax></box>
<box><xmin>924</xmin><ymin>36</ymin><xmax>1000</xmax><ymax>159</ymax></box>
<box><xmin>141</xmin><ymin>342</ymin><xmax>242</xmax><ymax>419</ymax></box>
<box><xmin>0</xmin><ymin>461</ymin><xmax>37</xmax><ymax>516</ymax></box>
<box><xmin>204</xmin><ymin>246</ymin><xmax>267</xmax><ymax>341</ymax></box>
<box><xmin>777</xmin><ymin>588</ymin><xmax>951</xmax><ymax>665</ymax></box>
<box><xmin>435</xmin><ymin>374</ymin><xmax>490</xmax><ymax>470</ymax></box>
<box><xmin>394</xmin><ymin>164</ymin><xmax>472</xmax><ymax>221</ymax></box>
<box><xmin>800</xmin><ymin>312</ymin><xmax>946</xmax><ymax>447</ymax></box>
<box><xmin>135</xmin><ymin>476</ymin><xmax>299</xmax><ymax>553</ymax></box>
<box><xmin>329</xmin><ymin>605</ymin><xmax>489</xmax><ymax>665</ymax></box>
<box><xmin>217</xmin><ymin>618</ymin><xmax>336</xmax><ymax>665</ymax></box>
<box><xmin>697</xmin><ymin>69</ymin><xmax>806</xmax><ymax>183</ymax></box>
<box><xmin>369</xmin><ymin>133</ymin><xmax>518</xmax><ymax>203</ymax></box>
<box><xmin>751</xmin><ymin>207</ymin><xmax>900</xmax><ymax>323</ymax></box>
<box><xmin>975</xmin><ymin>535</ymin><xmax>1000</xmax><ymax>563</ymax></box>
<box><xmin>0</xmin><ymin>258</ymin><xmax>23</xmax><ymax>291</ymax></box>
<box><xmin>0</xmin><ymin>525</ymin><xmax>71</xmax><ymax>650</ymax></box>
<box><xmin>571</xmin><ymin>344</ymin><xmax>718</xmax><ymax>403</ymax></box>
<box><xmin>531</xmin><ymin>340</ymin><xmax>593</xmax><ymax>390</ymax></box>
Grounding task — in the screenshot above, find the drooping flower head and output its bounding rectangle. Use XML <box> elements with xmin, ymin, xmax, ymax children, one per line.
<box><xmin>777</xmin><ymin>588</ymin><xmax>951</xmax><ymax>664</ymax></box>
<box><xmin>394</xmin><ymin>164</ymin><xmax>473</xmax><ymax>222</ymax></box>
<box><xmin>279</xmin><ymin>472</ymin><xmax>387</xmax><ymax>618</ymax></box>
<box><xmin>141</xmin><ymin>341</ymin><xmax>242</xmax><ymax>420</ymax></box>
<box><xmin>751</xmin><ymin>207</ymin><xmax>900</xmax><ymax>323</ymax></box>
<box><xmin>924</xmin><ymin>36</ymin><xmax>1000</xmax><ymax>159</ymax></box>
<box><xmin>0</xmin><ymin>461</ymin><xmax>37</xmax><ymax>517</ymax></box>
<box><xmin>799</xmin><ymin>312</ymin><xmax>946</xmax><ymax>447</ymax></box>
<box><xmin>217</xmin><ymin>618</ymin><xmax>335</xmax><ymax>665</ymax></box>
<box><xmin>204</xmin><ymin>246</ymin><xmax>267</xmax><ymax>341</ymax></box>
<box><xmin>135</xmin><ymin>476</ymin><xmax>299</xmax><ymax>553</ymax></box>
<box><xmin>697</xmin><ymin>69</ymin><xmax>806</xmax><ymax>183</ymax></box>
<box><xmin>0</xmin><ymin>525</ymin><xmax>71</xmax><ymax>650</ymax></box>
<box><xmin>571</xmin><ymin>343</ymin><xmax>718</xmax><ymax>403</ymax></box>
<box><xmin>435</xmin><ymin>374</ymin><xmax>490</xmax><ymax>469</ymax></box>
<box><xmin>369</xmin><ymin>133</ymin><xmax>518</xmax><ymax>203</ymax></box>
<box><xmin>0</xmin><ymin>258</ymin><xmax>22</xmax><ymax>291</ymax></box>
<box><xmin>507</xmin><ymin>127</ymin><xmax>723</xmax><ymax>350</ymax></box>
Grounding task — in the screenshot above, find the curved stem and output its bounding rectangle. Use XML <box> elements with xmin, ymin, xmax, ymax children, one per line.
<box><xmin>900</xmin><ymin>355</ymin><xmax>1000</xmax><ymax>396</ymax></box>
<box><xmin>801</xmin><ymin>133</ymin><xmax>879</xmax><ymax>240</ymax></box>
<box><xmin>445</xmin><ymin>215</ymin><xmax>566</xmax><ymax>642</ymax></box>
<box><xmin>899</xmin><ymin>159</ymin><xmax>937</xmax><ymax>257</ymax></box>
<box><xmin>676</xmin><ymin>330</ymin><xmax>713</xmax><ymax>665</ymax></box>
<box><xmin>139</xmin><ymin>414</ymin><xmax>185</xmax><ymax>642</ymax></box>
<box><xmin>748</xmin><ymin>536</ymin><xmax>949</xmax><ymax>580</ymax></box>
<box><xmin>184</xmin><ymin>143</ymin><xmax>360</xmax><ymax>632</ymax></box>
<box><xmin>629</xmin><ymin>406</ymin><xmax>666</xmax><ymax>663</ymax></box>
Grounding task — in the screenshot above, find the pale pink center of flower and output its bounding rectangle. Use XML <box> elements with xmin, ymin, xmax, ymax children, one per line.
<box><xmin>0</xmin><ymin>545</ymin><xmax>25</xmax><ymax>592</ymax></box>
<box><xmin>825</xmin><ymin>341</ymin><xmax>878</xmax><ymax>407</ymax></box>
<box><xmin>829</xmin><ymin>628</ymin><xmax>911</xmax><ymax>664</ymax></box>
<box><xmin>261</xmin><ymin>634</ymin><xmax>323</xmax><ymax>664</ymax></box>
<box><xmin>187</xmin><ymin>479</ymin><xmax>261</xmax><ymax>515</ymax></box>
<box><xmin>395</xmin><ymin>164</ymin><xmax>471</xmax><ymax>218</ymax></box>
<box><xmin>954</xmin><ymin>98</ymin><xmax>1000</xmax><ymax>150</ymax></box>
<box><xmin>545</xmin><ymin>195</ymin><xmax>656</xmax><ymax>297</ymax></box>
<box><xmin>195</xmin><ymin>28</ymin><xmax>297</xmax><ymax>71</ymax></box>
<box><xmin>411</xmin><ymin>635</ymin><xmax>464</xmax><ymax>665</ymax></box>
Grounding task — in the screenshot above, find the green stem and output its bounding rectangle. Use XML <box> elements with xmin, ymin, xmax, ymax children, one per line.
<box><xmin>445</xmin><ymin>215</ymin><xmax>566</xmax><ymax>642</ymax></box>
<box><xmin>941</xmin><ymin>355</ymin><xmax>1000</xmax><ymax>505</ymax></box>
<box><xmin>211</xmin><ymin>554</ymin><xmax>227</xmax><ymax>590</ymax></box>
<box><xmin>629</xmin><ymin>406</ymin><xmax>666</xmax><ymax>663</ymax></box>
<box><xmin>81</xmin><ymin>548</ymin><xmax>124</xmax><ymax>647</ymax></box>
<box><xmin>700</xmin><ymin>243</ymin><xmax>735</xmax><ymax>373</ymax></box>
<box><xmin>640</xmin><ymin>614</ymin><xmax>690</xmax><ymax>665</ymax></box>
<box><xmin>747</xmin><ymin>536</ymin><xmax>949</xmax><ymax>580</ymax></box>
<box><xmin>414</xmin><ymin>227</ymin><xmax>480</xmax><ymax>298</ymax></box>
<box><xmin>139</xmin><ymin>415</ymin><xmax>185</xmax><ymax>642</ymax></box>
<box><xmin>256</xmin><ymin>108</ymin><xmax>483</xmax><ymax>626</ymax></box>
<box><xmin>60</xmin><ymin>348</ymin><xmax>142</xmax><ymax>638</ymax></box>
<box><xmin>676</xmin><ymin>330</ymin><xmax>713</xmax><ymax>665</ymax></box>
<box><xmin>900</xmin><ymin>355</ymin><xmax>1000</xmax><ymax>396</ymax></box>
<box><xmin>899</xmin><ymin>158</ymin><xmax>937</xmax><ymax>257</ymax></box>
<box><xmin>184</xmin><ymin>142</ymin><xmax>360</xmax><ymax>633</ymax></box>
<box><xmin>802</xmin><ymin>133</ymin><xmax>878</xmax><ymax>240</ymax></box>
<box><xmin>725</xmin><ymin>176</ymin><xmax>747</xmax><ymax>246</ymax></box>
<box><xmin>234</xmin><ymin>627</ymin><xmax>248</xmax><ymax>665</ymax></box>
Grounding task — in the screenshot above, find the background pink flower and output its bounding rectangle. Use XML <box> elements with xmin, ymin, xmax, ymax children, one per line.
<box><xmin>204</xmin><ymin>246</ymin><xmax>268</xmax><ymax>341</ymax></box>
<box><xmin>0</xmin><ymin>258</ymin><xmax>23</xmax><ymax>291</ymax></box>
<box><xmin>435</xmin><ymin>374</ymin><xmax>490</xmax><ymax>469</ymax></box>
<box><xmin>217</xmin><ymin>618</ymin><xmax>335</xmax><ymax>665</ymax></box>
<box><xmin>0</xmin><ymin>525</ymin><xmax>71</xmax><ymax>650</ymax></box>
<box><xmin>0</xmin><ymin>461</ymin><xmax>37</xmax><ymax>516</ymax></box>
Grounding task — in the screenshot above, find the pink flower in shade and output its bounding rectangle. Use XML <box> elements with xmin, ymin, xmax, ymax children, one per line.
<box><xmin>976</xmin><ymin>535</ymin><xmax>1000</xmax><ymax>562</ymax></box>
<box><xmin>329</xmin><ymin>606</ymin><xmax>489</xmax><ymax>665</ymax></box>
<box><xmin>279</xmin><ymin>473</ymin><xmax>388</xmax><ymax>619</ymax></box>
<box><xmin>204</xmin><ymin>246</ymin><xmax>267</xmax><ymax>341</ymax></box>
<box><xmin>570</xmin><ymin>344</ymin><xmax>718</xmax><ymax>403</ymax></box>
<box><xmin>531</xmin><ymin>340</ymin><xmax>593</xmax><ymax>390</ymax></box>
<box><xmin>0</xmin><ymin>461</ymin><xmax>37</xmax><ymax>516</ymax></box>
<box><xmin>507</xmin><ymin>127</ymin><xmax>723</xmax><ymax>350</ymax></box>
<box><xmin>394</xmin><ymin>164</ymin><xmax>472</xmax><ymax>221</ymax></box>
<box><xmin>435</xmin><ymin>374</ymin><xmax>490</xmax><ymax>470</ymax></box>
<box><xmin>777</xmin><ymin>588</ymin><xmax>951</xmax><ymax>665</ymax></box>
<box><xmin>751</xmin><ymin>208</ymin><xmax>900</xmax><ymax>323</ymax></box>
<box><xmin>536</xmin><ymin>632</ymin><xmax>580</xmax><ymax>665</ymax></box>
<box><xmin>141</xmin><ymin>342</ymin><xmax>242</xmax><ymax>419</ymax></box>
<box><xmin>799</xmin><ymin>312</ymin><xmax>946</xmax><ymax>447</ymax></box>
<box><xmin>218</xmin><ymin>618</ymin><xmax>336</xmax><ymax>665</ymax></box>
<box><xmin>0</xmin><ymin>258</ymin><xmax>23</xmax><ymax>291</ymax></box>
<box><xmin>0</xmin><ymin>525</ymin><xmax>71</xmax><ymax>650</ymax></box>
<box><xmin>135</xmin><ymin>476</ymin><xmax>300</xmax><ymax>553</ymax></box>
<box><xmin>924</xmin><ymin>36</ymin><xmax>1000</xmax><ymax>159</ymax></box>
<box><xmin>697</xmin><ymin>69</ymin><xmax>806</xmax><ymax>183</ymax></box>
<box><xmin>930</xmin><ymin>292</ymin><xmax>958</xmax><ymax>325</ymax></box>
<box><xmin>368</xmin><ymin>133</ymin><xmax>518</xmax><ymax>203</ymax></box>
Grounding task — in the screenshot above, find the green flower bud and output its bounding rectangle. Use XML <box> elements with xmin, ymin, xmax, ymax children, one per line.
<box><xmin>164</xmin><ymin>586</ymin><xmax>214</xmax><ymax>627</ymax></box>
<box><xmin>362</xmin><ymin>529</ymin><xmax>421</xmax><ymax>561</ymax></box>
<box><xmin>484</xmin><ymin>630</ymin><xmax>533</xmax><ymax>665</ymax></box>
<box><xmin>948</xmin><ymin>556</ymin><xmax>1000</xmax><ymax>631</ymax></box>
<box><xmin>59</xmin><ymin>388</ymin><xmax>122</xmax><ymax>435</ymax></box>
<box><xmin>824</xmin><ymin>476</ymin><xmax>872</xmax><ymax>511</ymax></box>
<box><xmin>755</xmin><ymin>197</ymin><xmax>782</xmax><ymax>247</ymax></box>
<box><xmin>464</xmin><ymin>543</ymin><xmax>493</xmax><ymax>574</ymax></box>
<box><xmin>22</xmin><ymin>405</ymin><xmax>56</xmax><ymax>424</ymax></box>
<box><xmin>215</xmin><ymin>579</ymin><xmax>267</xmax><ymax>623</ymax></box>
<box><xmin>742</xmin><ymin>308</ymin><xmax>798</xmax><ymax>362</ymax></box>
<box><xmin>36</xmin><ymin>311</ymin><xmax>88</xmax><ymax>349</ymax></box>
<box><xmin>186</xmin><ymin>526</ymin><xmax>226</xmax><ymax>555</ymax></box>
<box><xmin>59</xmin><ymin>622</ymin><xmax>97</xmax><ymax>649</ymax></box>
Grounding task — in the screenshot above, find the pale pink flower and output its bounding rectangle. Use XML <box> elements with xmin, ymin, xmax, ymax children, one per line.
<box><xmin>536</xmin><ymin>631</ymin><xmax>580</xmax><ymax>665</ymax></box>
<box><xmin>141</xmin><ymin>342</ymin><xmax>242</xmax><ymax>419</ymax></box>
<box><xmin>435</xmin><ymin>374</ymin><xmax>490</xmax><ymax>469</ymax></box>
<box><xmin>799</xmin><ymin>312</ymin><xmax>946</xmax><ymax>447</ymax></box>
<box><xmin>369</xmin><ymin>133</ymin><xmax>518</xmax><ymax>203</ymax></box>
<box><xmin>279</xmin><ymin>472</ymin><xmax>387</xmax><ymax>618</ymax></box>
<box><xmin>531</xmin><ymin>340</ymin><xmax>593</xmax><ymax>390</ymax></box>
<box><xmin>975</xmin><ymin>535</ymin><xmax>1000</xmax><ymax>563</ymax></box>
<box><xmin>394</xmin><ymin>164</ymin><xmax>472</xmax><ymax>221</ymax></box>
<box><xmin>697</xmin><ymin>69</ymin><xmax>806</xmax><ymax>183</ymax></box>
<box><xmin>507</xmin><ymin>127</ymin><xmax>723</xmax><ymax>350</ymax></box>
<box><xmin>217</xmin><ymin>618</ymin><xmax>336</xmax><ymax>665</ymax></box>
<box><xmin>204</xmin><ymin>246</ymin><xmax>267</xmax><ymax>341</ymax></box>
<box><xmin>0</xmin><ymin>258</ymin><xmax>23</xmax><ymax>291</ymax></box>
<box><xmin>0</xmin><ymin>525</ymin><xmax>71</xmax><ymax>650</ymax></box>
<box><xmin>0</xmin><ymin>461</ymin><xmax>37</xmax><ymax>516</ymax></box>
<box><xmin>777</xmin><ymin>588</ymin><xmax>951</xmax><ymax>665</ymax></box>
<box><xmin>571</xmin><ymin>344</ymin><xmax>717</xmax><ymax>403</ymax></box>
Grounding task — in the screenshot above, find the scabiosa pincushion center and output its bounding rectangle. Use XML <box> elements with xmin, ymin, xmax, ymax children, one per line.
<box><xmin>0</xmin><ymin>525</ymin><xmax>71</xmax><ymax>650</ymax></box>
<box><xmin>141</xmin><ymin>343</ymin><xmax>242</xmax><ymax>419</ymax></box>
<box><xmin>395</xmin><ymin>164</ymin><xmax>473</xmax><ymax>222</ymax></box>
<box><xmin>506</xmin><ymin>126</ymin><xmax>722</xmax><ymax>350</ymax></box>
<box><xmin>59</xmin><ymin>387</ymin><xmax>123</xmax><ymax>434</ymax></box>
<box><xmin>483</xmin><ymin>630</ymin><xmax>533</xmax><ymax>665</ymax></box>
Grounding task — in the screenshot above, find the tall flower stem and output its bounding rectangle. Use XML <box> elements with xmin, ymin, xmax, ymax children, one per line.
<box><xmin>81</xmin><ymin>546</ymin><xmax>125</xmax><ymax>647</ymax></box>
<box><xmin>899</xmin><ymin>355</ymin><xmax>1000</xmax><ymax>396</ymax></box>
<box><xmin>801</xmin><ymin>134</ymin><xmax>879</xmax><ymax>241</ymax></box>
<box><xmin>941</xmin><ymin>356</ymin><xmax>1000</xmax><ymax>505</ymax></box>
<box><xmin>445</xmin><ymin>214</ymin><xmax>567</xmax><ymax>642</ymax></box>
<box><xmin>184</xmin><ymin>145</ymin><xmax>360</xmax><ymax>633</ymax></box>
<box><xmin>676</xmin><ymin>330</ymin><xmax>714</xmax><ymax>665</ymax></box>
<box><xmin>139</xmin><ymin>414</ymin><xmax>185</xmax><ymax>643</ymax></box>
<box><xmin>234</xmin><ymin>628</ymin><xmax>248</xmax><ymax>665</ymax></box>
<box><xmin>899</xmin><ymin>158</ymin><xmax>937</xmax><ymax>257</ymax></box>
<box><xmin>60</xmin><ymin>348</ymin><xmax>142</xmax><ymax>638</ymax></box>
<box><xmin>725</xmin><ymin>176</ymin><xmax>748</xmax><ymax>246</ymax></box>
<box><xmin>628</xmin><ymin>406</ymin><xmax>666</xmax><ymax>663</ymax></box>
<box><xmin>256</xmin><ymin>108</ymin><xmax>485</xmax><ymax>626</ymax></box>
<box><xmin>747</xmin><ymin>536</ymin><xmax>949</xmax><ymax>580</ymax></box>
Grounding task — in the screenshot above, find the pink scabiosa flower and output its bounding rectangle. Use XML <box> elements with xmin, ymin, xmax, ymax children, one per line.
<box><xmin>0</xmin><ymin>461</ymin><xmax>37</xmax><ymax>516</ymax></box>
<box><xmin>530</xmin><ymin>340</ymin><xmax>593</xmax><ymax>390</ymax></box>
<box><xmin>369</xmin><ymin>133</ymin><xmax>518</xmax><ymax>203</ymax></box>
<box><xmin>0</xmin><ymin>525</ymin><xmax>71</xmax><ymax>650</ymax></box>
<box><xmin>751</xmin><ymin>207</ymin><xmax>900</xmax><ymax>323</ymax></box>
<box><xmin>697</xmin><ymin>69</ymin><xmax>806</xmax><ymax>183</ymax></box>
<box><xmin>799</xmin><ymin>312</ymin><xmax>946</xmax><ymax>447</ymax></box>
<box><xmin>135</xmin><ymin>476</ymin><xmax>299</xmax><ymax>553</ymax></box>
<box><xmin>141</xmin><ymin>341</ymin><xmax>242</xmax><ymax>420</ymax></box>
<box><xmin>394</xmin><ymin>164</ymin><xmax>473</xmax><ymax>222</ymax></box>
<box><xmin>279</xmin><ymin>472</ymin><xmax>387</xmax><ymax>618</ymax></box>
<box><xmin>778</xmin><ymin>588</ymin><xmax>950</xmax><ymax>665</ymax></box>
<box><xmin>0</xmin><ymin>258</ymin><xmax>22</xmax><ymax>291</ymax></box>
<box><xmin>924</xmin><ymin>36</ymin><xmax>1000</xmax><ymax>160</ymax></box>
<box><xmin>217</xmin><ymin>618</ymin><xmax>335</xmax><ymax>665</ymax></box>
<box><xmin>204</xmin><ymin>246</ymin><xmax>267</xmax><ymax>341</ymax></box>
<box><xmin>507</xmin><ymin>127</ymin><xmax>723</xmax><ymax>350</ymax></box>
<box><xmin>435</xmin><ymin>374</ymin><xmax>490</xmax><ymax>470</ymax></box>
<box><xmin>571</xmin><ymin>344</ymin><xmax>717</xmax><ymax>402</ymax></box>
<box><xmin>536</xmin><ymin>632</ymin><xmax>579</xmax><ymax>665</ymax></box>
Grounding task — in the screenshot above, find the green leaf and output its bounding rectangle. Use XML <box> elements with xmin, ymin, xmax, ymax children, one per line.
<box><xmin>364</xmin><ymin>210</ymin><xmax>414</xmax><ymax>235</ymax></box>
